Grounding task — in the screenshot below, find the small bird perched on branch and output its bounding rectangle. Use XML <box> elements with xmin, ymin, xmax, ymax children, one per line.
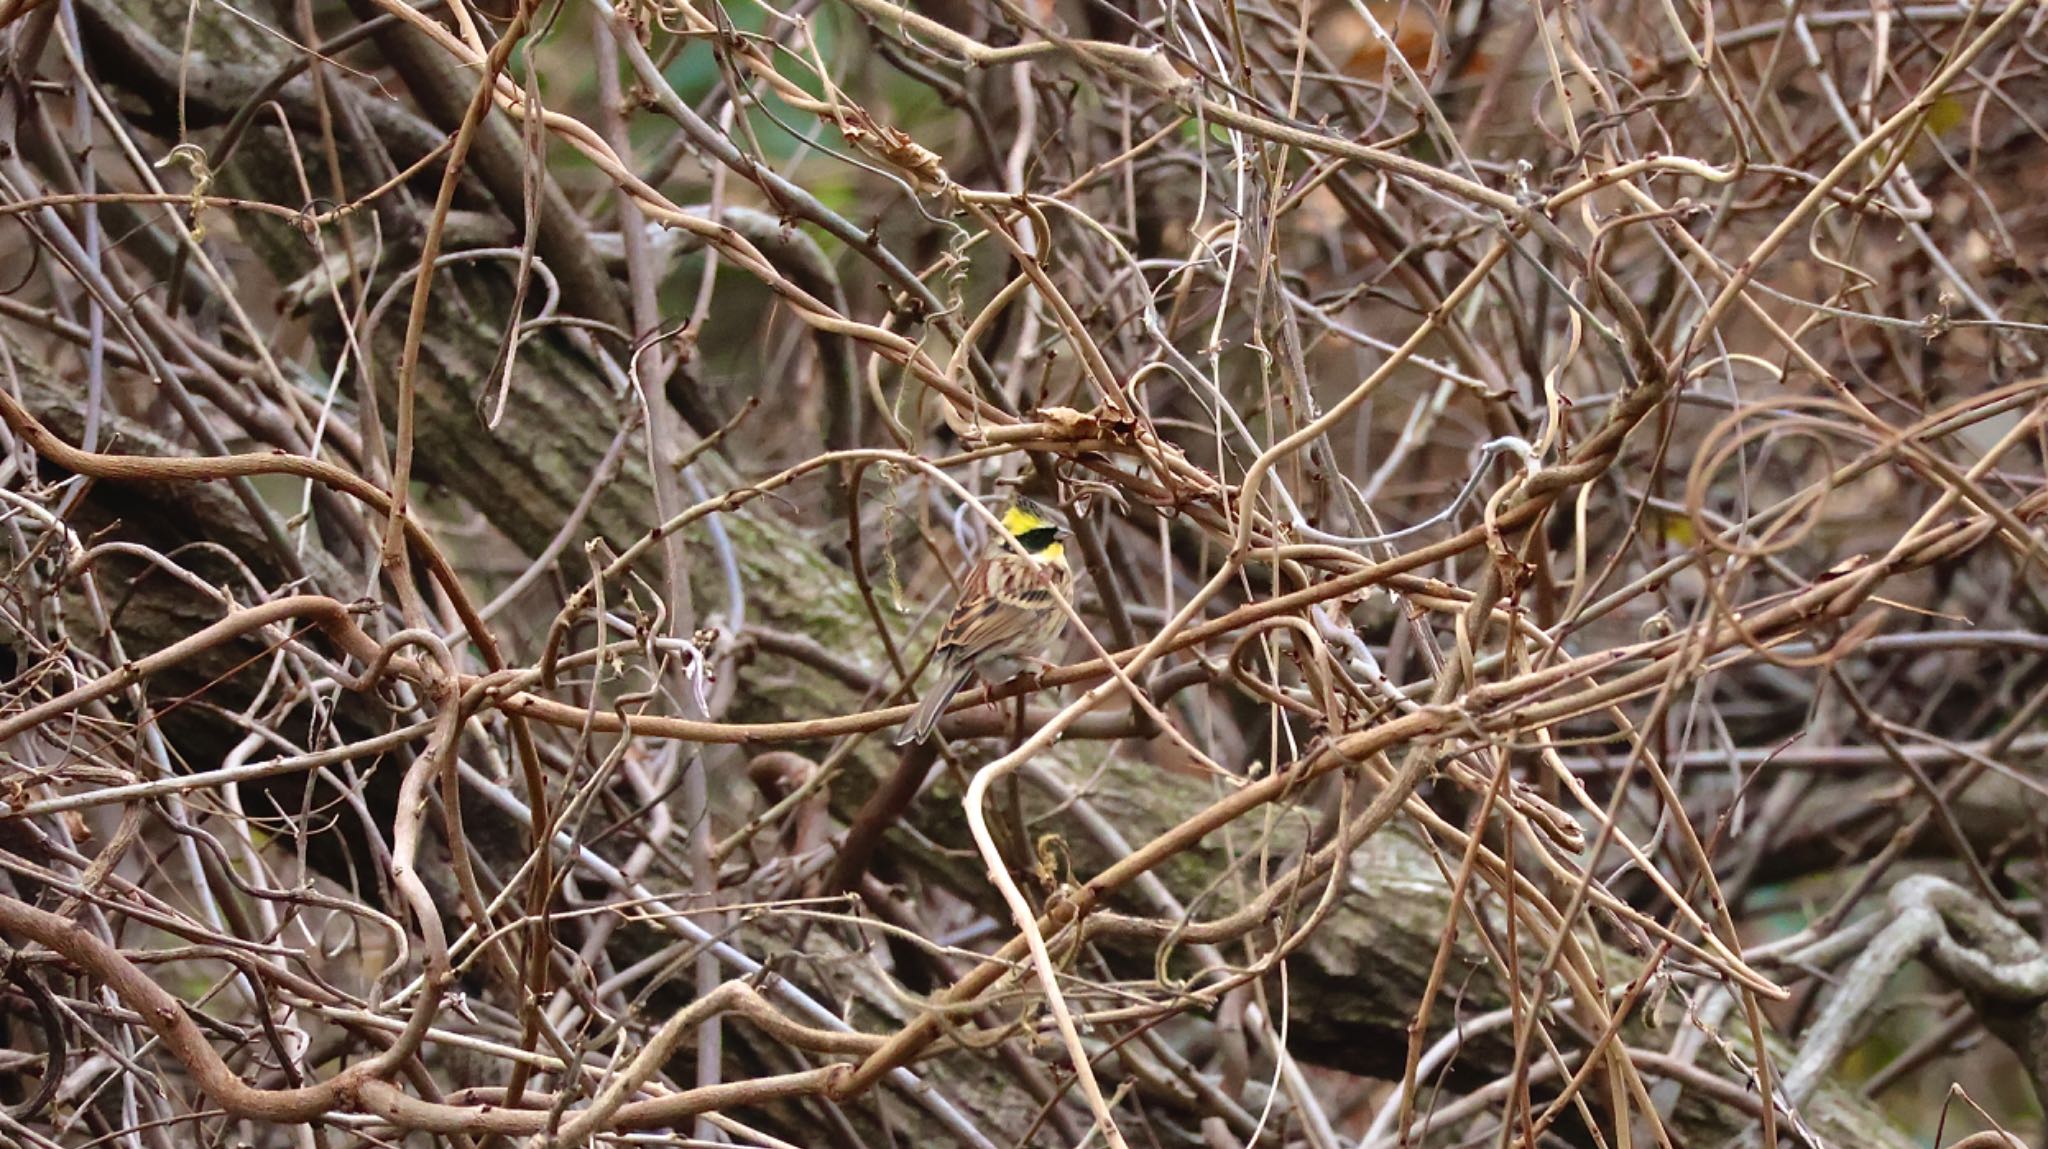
<box><xmin>895</xmin><ymin>499</ymin><xmax>1074</xmax><ymax>745</ymax></box>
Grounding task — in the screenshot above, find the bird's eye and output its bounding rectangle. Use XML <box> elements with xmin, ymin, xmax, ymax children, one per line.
<box><xmin>1016</xmin><ymin>526</ymin><xmax>1061</xmax><ymax>550</ymax></box>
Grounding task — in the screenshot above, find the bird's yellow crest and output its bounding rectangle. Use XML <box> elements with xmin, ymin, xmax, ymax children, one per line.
<box><xmin>1000</xmin><ymin>501</ymin><xmax>1054</xmax><ymax>537</ymax></box>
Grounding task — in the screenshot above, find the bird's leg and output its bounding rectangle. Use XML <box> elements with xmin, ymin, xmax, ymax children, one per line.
<box><xmin>1010</xmin><ymin>656</ymin><xmax>1058</xmax><ymax>690</ymax></box>
<box><xmin>987</xmin><ymin>660</ymin><xmax>1059</xmax><ymax>721</ymax></box>
<box><xmin>975</xmin><ymin>671</ymin><xmax>1009</xmax><ymax>719</ymax></box>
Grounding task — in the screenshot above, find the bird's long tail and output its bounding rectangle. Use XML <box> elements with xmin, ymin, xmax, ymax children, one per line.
<box><xmin>897</xmin><ymin>664</ymin><xmax>976</xmax><ymax>745</ymax></box>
